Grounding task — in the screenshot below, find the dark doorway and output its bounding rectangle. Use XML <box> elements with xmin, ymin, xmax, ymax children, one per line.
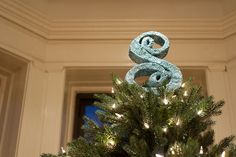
<box><xmin>73</xmin><ymin>93</ymin><xmax>102</xmax><ymax>139</ymax></box>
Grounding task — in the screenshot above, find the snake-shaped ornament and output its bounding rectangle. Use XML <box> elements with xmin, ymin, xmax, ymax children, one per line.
<box><xmin>125</xmin><ymin>31</ymin><xmax>183</xmax><ymax>93</ymax></box>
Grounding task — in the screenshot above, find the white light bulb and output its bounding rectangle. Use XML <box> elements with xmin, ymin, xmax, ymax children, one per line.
<box><xmin>197</xmin><ymin>109</ymin><xmax>203</xmax><ymax>115</ymax></box>
<box><xmin>171</xmin><ymin>150</ymin><xmax>175</xmax><ymax>155</ymax></box>
<box><xmin>155</xmin><ymin>154</ymin><xmax>164</xmax><ymax>157</ymax></box>
<box><xmin>176</xmin><ymin>119</ymin><xmax>181</xmax><ymax>126</ymax></box>
<box><xmin>199</xmin><ymin>146</ymin><xmax>204</xmax><ymax>154</ymax></box>
<box><xmin>111</xmin><ymin>87</ymin><xmax>115</xmax><ymax>93</ymax></box>
<box><xmin>221</xmin><ymin>151</ymin><xmax>225</xmax><ymax>157</ymax></box>
<box><xmin>61</xmin><ymin>147</ymin><xmax>66</xmax><ymax>154</ymax></box>
<box><xmin>115</xmin><ymin>113</ymin><xmax>123</xmax><ymax>119</ymax></box>
<box><xmin>181</xmin><ymin>83</ymin><xmax>186</xmax><ymax>88</ymax></box>
<box><xmin>163</xmin><ymin>127</ymin><xmax>168</xmax><ymax>132</ymax></box>
<box><xmin>144</xmin><ymin>122</ymin><xmax>150</xmax><ymax>129</ymax></box>
<box><xmin>183</xmin><ymin>91</ymin><xmax>188</xmax><ymax>96</ymax></box>
<box><xmin>106</xmin><ymin>139</ymin><xmax>115</xmax><ymax>147</ymax></box>
<box><xmin>112</xmin><ymin>103</ymin><xmax>116</xmax><ymax>109</ymax></box>
<box><xmin>163</xmin><ymin>98</ymin><xmax>169</xmax><ymax>105</ymax></box>
<box><xmin>116</xmin><ymin>79</ymin><xmax>122</xmax><ymax>85</ymax></box>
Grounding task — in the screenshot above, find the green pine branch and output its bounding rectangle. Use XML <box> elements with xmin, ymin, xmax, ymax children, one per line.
<box><xmin>41</xmin><ymin>76</ymin><xmax>235</xmax><ymax>157</ymax></box>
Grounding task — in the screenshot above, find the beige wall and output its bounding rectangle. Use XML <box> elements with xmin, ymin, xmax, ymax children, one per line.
<box><xmin>206</xmin><ymin>68</ymin><xmax>233</xmax><ymax>141</ymax></box>
<box><xmin>45</xmin><ymin>39</ymin><xmax>227</xmax><ymax>65</ymax></box>
<box><xmin>0</xmin><ymin>50</ymin><xmax>28</xmax><ymax>157</ymax></box>
<box><xmin>0</xmin><ymin>17</ymin><xmax>46</xmax><ymax>62</ymax></box>
<box><xmin>225</xmin><ymin>34</ymin><xmax>236</xmax><ymax>60</ymax></box>
<box><xmin>226</xmin><ymin>33</ymin><xmax>236</xmax><ymax>136</ymax></box>
<box><xmin>0</xmin><ymin>0</ymin><xmax>236</xmax><ymax>157</ymax></box>
<box><xmin>17</xmin><ymin>65</ymin><xmax>65</xmax><ymax>157</ymax></box>
<box><xmin>227</xmin><ymin>60</ymin><xmax>236</xmax><ymax>134</ymax></box>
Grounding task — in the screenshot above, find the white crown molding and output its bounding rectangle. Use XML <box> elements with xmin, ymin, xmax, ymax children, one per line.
<box><xmin>0</xmin><ymin>0</ymin><xmax>235</xmax><ymax>40</ymax></box>
<box><xmin>223</xmin><ymin>10</ymin><xmax>236</xmax><ymax>38</ymax></box>
<box><xmin>207</xmin><ymin>63</ymin><xmax>227</xmax><ymax>72</ymax></box>
<box><xmin>43</xmin><ymin>60</ymin><xmax>226</xmax><ymax>72</ymax></box>
<box><xmin>48</xmin><ymin>19</ymin><xmax>223</xmax><ymax>40</ymax></box>
<box><xmin>0</xmin><ymin>0</ymin><xmax>49</xmax><ymax>38</ymax></box>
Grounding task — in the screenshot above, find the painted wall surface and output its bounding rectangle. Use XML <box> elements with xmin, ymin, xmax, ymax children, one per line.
<box><xmin>0</xmin><ymin>17</ymin><xmax>46</xmax><ymax>62</ymax></box>
<box><xmin>226</xmin><ymin>33</ymin><xmax>236</xmax><ymax>137</ymax></box>
<box><xmin>45</xmin><ymin>39</ymin><xmax>227</xmax><ymax>68</ymax></box>
<box><xmin>40</xmin><ymin>70</ymin><xmax>65</xmax><ymax>154</ymax></box>
<box><xmin>3</xmin><ymin>65</ymin><xmax>28</xmax><ymax>157</ymax></box>
<box><xmin>0</xmin><ymin>50</ymin><xmax>28</xmax><ymax>157</ymax></box>
<box><xmin>206</xmin><ymin>69</ymin><xmax>233</xmax><ymax>142</ymax></box>
<box><xmin>225</xmin><ymin>34</ymin><xmax>236</xmax><ymax>138</ymax></box>
<box><xmin>17</xmin><ymin>64</ymin><xmax>47</xmax><ymax>157</ymax></box>
<box><xmin>225</xmin><ymin>34</ymin><xmax>236</xmax><ymax>60</ymax></box>
<box><xmin>227</xmin><ymin>60</ymin><xmax>236</xmax><ymax>135</ymax></box>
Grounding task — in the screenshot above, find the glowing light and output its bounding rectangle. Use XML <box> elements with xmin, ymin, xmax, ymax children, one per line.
<box><xmin>140</xmin><ymin>94</ymin><xmax>144</xmax><ymax>98</ymax></box>
<box><xmin>169</xmin><ymin>146</ymin><xmax>175</xmax><ymax>155</ymax></box>
<box><xmin>171</xmin><ymin>150</ymin><xmax>175</xmax><ymax>155</ymax></box>
<box><xmin>197</xmin><ymin>109</ymin><xmax>203</xmax><ymax>115</ymax></box>
<box><xmin>163</xmin><ymin>98</ymin><xmax>169</xmax><ymax>105</ymax></box>
<box><xmin>61</xmin><ymin>147</ymin><xmax>66</xmax><ymax>154</ymax></box>
<box><xmin>183</xmin><ymin>91</ymin><xmax>188</xmax><ymax>96</ymax></box>
<box><xmin>155</xmin><ymin>154</ymin><xmax>164</xmax><ymax>157</ymax></box>
<box><xmin>116</xmin><ymin>79</ymin><xmax>122</xmax><ymax>85</ymax></box>
<box><xmin>144</xmin><ymin>122</ymin><xmax>150</xmax><ymax>129</ymax></box>
<box><xmin>106</xmin><ymin>139</ymin><xmax>116</xmax><ymax>148</ymax></box>
<box><xmin>221</xmin><ymin>151</ymin><xmax>225</xmax><ymax>157</ymax></box>
<box><xmin>176</xmin><ymin>119</ymin><xmax>181</xmax><ymax>126</ymax></box>
<box><xmin>181</xmin><ymin>83</ymin><xmax>186</xmax><ymax>88</ymax></box>
<box><xmin>111</xmin><ymin>87</ymin><xmax>115</xmax><ymax>93</ymax></box>
<box><xmin>112</xmin><ymin>103</ymin><xmax>116</xmax><ymax>109</ymax></box>
<box><xmin>163</xmin><ymin>127</ymin><xmax>168</xmax><ymax>132</ymax></box>
<box><xmin>115</xmin><ymin>113</ymin><xmax>123</xmax><ymax>119</ymax></box>
<box><xmin>199</xmin><ymin>146</ymin><xmax>204</xmax><ymax>154</ymax></box>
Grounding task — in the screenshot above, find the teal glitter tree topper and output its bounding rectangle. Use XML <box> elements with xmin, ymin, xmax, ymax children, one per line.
<box><xmin>125</xmin><ymin>31</ymin><xmax>183</xmax><ymax>92</ymax></box>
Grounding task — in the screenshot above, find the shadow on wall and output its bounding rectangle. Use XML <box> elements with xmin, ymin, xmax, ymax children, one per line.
<box><xmin>0</xmin><ymin>48</ymin><xmax>29</xmax><ymax>157</ymax></box>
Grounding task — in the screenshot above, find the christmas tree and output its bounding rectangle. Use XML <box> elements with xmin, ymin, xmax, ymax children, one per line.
<box><xmin>41</xmin><ymin>31</ymin><xmax>236</xmax><ymax>157</ymax></box>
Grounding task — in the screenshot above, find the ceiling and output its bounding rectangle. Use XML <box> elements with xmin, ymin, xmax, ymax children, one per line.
<box><xmin>0</xmin><ymin>0</ymin><xmax>235</xmax><ymax>40</ymax></box>
<box><xmin>19</xmin><ymin>0</ymin><xmax>232</xmax><ymax>20</ymax></box>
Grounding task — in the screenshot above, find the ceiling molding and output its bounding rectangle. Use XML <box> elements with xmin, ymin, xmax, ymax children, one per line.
<box><xmin>48</xmin><ymin>19</ymin><xmax>223</xmax><ymax>40</ymax></box>
<box><xmin>0</xmin><ymin>0</ymin><xmax>236</xmax><ymax>40</ymax></box>
<box><xmin>223</xmin><ymin>10</ymin><xmax>236</xmax><ymax>38</ymax></box>
<box><xmin>44</xmin><ymin>61</ymin><xmax>226</xmax><ymax>70</ymax></box>
<box><xmin>0</xmin><ymin>0</ymin><xmax>49</xmax><ymax>38</ymax></box>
